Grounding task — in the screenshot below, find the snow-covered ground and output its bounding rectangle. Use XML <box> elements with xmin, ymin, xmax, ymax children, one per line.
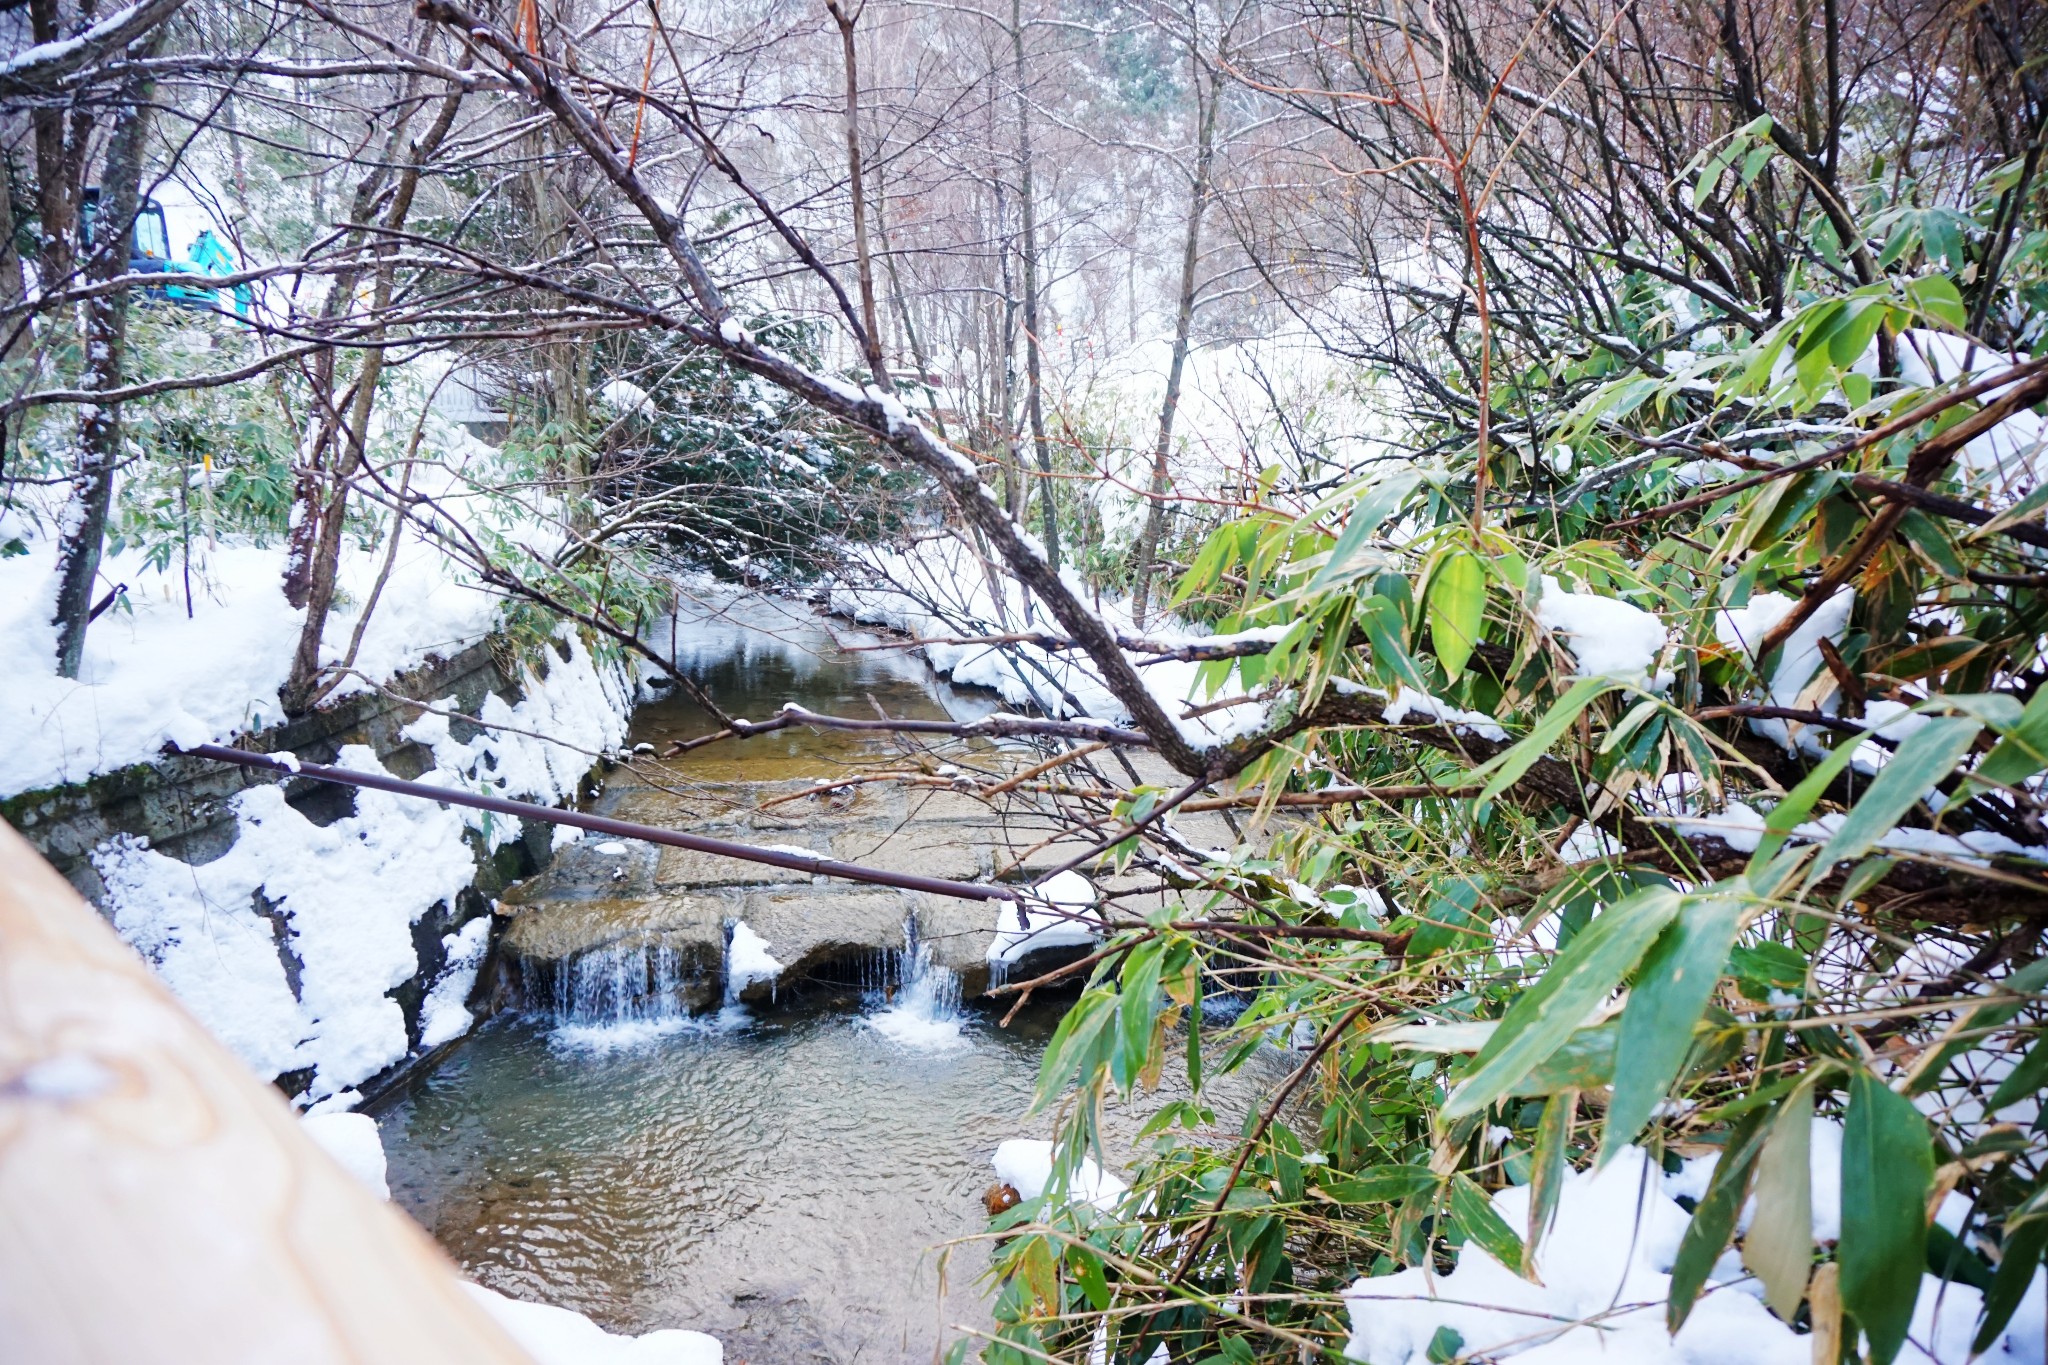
<box><xmin>1345</xmin><ymin>1135</ymin><xmax>2046</xmax><ymax>1365</ymax></box>
<box><xmin>0</xmin><ymin>524</ymin><xmax>505</xmax><ymax>799</ymax></box>
<box><xmin>990</xmin><ymin>1137</ymin><xmax>1129</xmax><ymax>1211</ymax></box>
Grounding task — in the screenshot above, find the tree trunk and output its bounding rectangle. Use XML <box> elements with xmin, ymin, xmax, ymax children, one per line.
<box><xmin>27</xmin><ymin>0</ymin><xmax>86</xmax><ymax>304</ymax></box>
<box><xmin>874</xmin><ymin>160</ymin><xmax>948</xmax><ymax>441</ymax></box>
<box><xmin>281</xmin><ymin>116</ymin><xmax>408</xmax><ymax>610</ymax></box>
<box><xmin>50</xmin><ymin>55</ymin><xmax>159</xmax><ymax>678</ymax></box>
<box><xmin>280</xmin><ymin>76</ymin><xmax>466</xmax><ymax>714</ymax></box>
<box><xmin>827</xmin><ymin>0</ymin><xmax>888</xmax><ymax>389</ymax></box>
<box><xmin>993</xmin><ymin>169</ymin><xmax>1025</xmax><ymax>523</ymax></box>
<box><xmin>0</xmin><ymin>149</ymin><xmax>28</xmax><ymax>478</ymax></box>
<box><xmin>1130</xmin><ymin>54</ymin><xmax>1219</xmax><ymax>629</ymax></box>
<box><xmin>1012</xmin><ymin>0</ymin><xmax>1058</xmax><ymax>571</ymax></box>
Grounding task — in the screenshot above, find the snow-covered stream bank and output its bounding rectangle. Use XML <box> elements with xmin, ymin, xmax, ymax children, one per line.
<box><xmin>2</xmin><ymin>532</ymin><xmax>639</xmax><ymax>1104</ymax></box>
<box><xmin>6</xmin><ymin>566</ymin><xmax>1206</xmax><ymax>1363</ymax></box>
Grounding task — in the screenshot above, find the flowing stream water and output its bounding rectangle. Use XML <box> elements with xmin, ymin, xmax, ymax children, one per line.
<box><xmin>378</xmin><ymin>988</ymin><xmax>1074</xmax><ymax>1364</ymax></box>
<box><xmin>376</xmin><ymin>589</ymin><xmax>1093</xmax><ymax>1362</ymax></box>
<box><xmin>375</xmin><ymin>587</ymin><xmax>1275</xmax><ymax>1363</ymax></box>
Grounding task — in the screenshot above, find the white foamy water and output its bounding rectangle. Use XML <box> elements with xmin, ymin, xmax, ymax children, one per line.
<box><xmin>535</xmin><ymin>941</ymin><xmax>717</xmax><ymax>1052</ymax></box>
<box><xmin>866</xmin><ymin>918</ymin><xmax>967</xmax><ymax>1053</ymax></box>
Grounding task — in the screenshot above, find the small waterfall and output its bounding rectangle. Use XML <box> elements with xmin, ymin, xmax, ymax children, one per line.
<box><xmin>866</xmin><ymin>916</ymin><xmax>966</xmax><ymax>1051</ymax></box>
<box><xmin>530</xmin><ymin>941</ymin><xmax>702</xmax><ymax>1047</ymax></box>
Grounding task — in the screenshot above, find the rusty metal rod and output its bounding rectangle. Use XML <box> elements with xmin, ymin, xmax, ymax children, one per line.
<box><xmin>179</xmin><ymin>743</ymin><xmax>1021</xmax><ymax>904</ymax></box>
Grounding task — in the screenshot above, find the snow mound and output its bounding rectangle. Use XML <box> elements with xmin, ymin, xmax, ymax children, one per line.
<box><xmin>1714</xmin><ymin>589</ymin><xmax>1854</xmax><ymax>753</ymax></box>
<box><xmin>988</xmin><ymin>871</ymin><xmax>1102</xmax><ymax>966</ymax></box>
<box><xmin>467</xmin><ymin>1285</ymin><xmax>722</xmax><ymax>1365</ymax></box>
<box><xmin>1344</xmin><ymin>1141</ymin><xmax>2047</xmax><ymax>1365</ymax></box>
<box><xmin>991</xmin><ymin>1138</ymin><xmax>1127</xmax><ymax>1211</ymax></box>
<box><xmin>725</xmin><ymin>920</ymin><xmax>782</xmax><ymax>998</ymax></box>
<box><xmin>1345</xmin><ymin>1147</ymin><xmax>1797</xmax><ymax>1364</ymax></box>
<box><xmin>298</xmin><ymin>1111</ymin><xmax>389</xmax><ymax>1201</ymax></box>
<box><xmin>95</xmin><ymin>754</ymin><xmax>479</xmax><ymax>1094</ymax></box>
<box><xmin>1534</xmin><ymin>575</ymin><xmax>1672</xmax><ymax>687</ymax></box>
<box><xmin>598</xmin><ymin>378</ymin><xmax>655</xmax><ymax>418</ymax></box>
<box><xmin>420</xmin><ymin>916</ymin><xmax>493</xmax><ymax>1050</ymax></box>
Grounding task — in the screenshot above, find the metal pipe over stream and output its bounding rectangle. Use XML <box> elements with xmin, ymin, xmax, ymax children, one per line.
<box><xmin>179</xmin><ymin>744</ymin><xmax>1023</xmax><ymax>904</ymax></box>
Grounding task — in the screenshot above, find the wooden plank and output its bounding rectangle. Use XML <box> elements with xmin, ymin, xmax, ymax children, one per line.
<box><xmin>0</xmin><ymin>821</ymin><xmax>537</xmax><ymax>1364</ymax></box>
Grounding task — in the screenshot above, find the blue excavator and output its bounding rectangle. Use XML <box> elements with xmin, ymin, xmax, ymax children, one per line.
<box><xmin>80</xmin><ymin>188</ymin><xmax>250</xmax><ymax>317</ymax></box>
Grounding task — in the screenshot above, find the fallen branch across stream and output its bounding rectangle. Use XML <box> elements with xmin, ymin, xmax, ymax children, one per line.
<box><xmin>663</xmin><ymin>702</ymin><xmax>1152</xmax><ymax>756</ymax></box>
<box><xmin>177</xmin><ymin>743</ymin><xmax>1023</xmax><ymax>904</ymax></box>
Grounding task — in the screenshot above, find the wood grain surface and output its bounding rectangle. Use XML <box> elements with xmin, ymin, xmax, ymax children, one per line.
<box><xmin>0</xmin><ymin>821</ymin><xmax>537</xmax><ymax>1364</ymax></box>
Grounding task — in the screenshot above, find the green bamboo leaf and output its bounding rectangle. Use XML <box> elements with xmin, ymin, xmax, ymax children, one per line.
<box><xmin>1827</xmin><ymin>299</ymin><xmax>1886</xmax><ymax>368</ymax></box>
<box><xmin>1975</xmin><ymin>1206</ymin><xmax>2048</xmax><ymax>1353</ymax></box>
<box><xmin>1408</xmin><ymin>874</ymin><xmax>1489</xmax><ymax>961</ymax></box>
<box><xmin>1792</xmin><ymin>299</ymin><xmax>1848</xmax><ymax>363</ymax></box>
<box><xmin>1810</xmin><ymin>717</ymin><xmax>1982</xmax><ymax>882</ymax></box>
<box><xmin>1524</xmin><ymin>1090</ymin><xmax>1575</xmax><ymax>1276</ymax></box>
<box><xmin>1444</xmin><ymin>885</ymin><xmax>1681</xmax><ymax>1119</ymax></box>
<box><xmin>1896</xmin><ymin>508</ymin><xmax>1969</xmax><ymax>583</ymax></box>
<box><xmin>1511</xmin><ymin>1022</ymin><xmax>1617</xmax><ymax>1095</ymax></box>
<box><xmin>1426</xmin><ymin>550</ymin><xmax>1487</xmax><ymax>680</ymax></box>
<box><xmin>1970</xmin><ymin>687</ymin><xmax>2048</xmax><ymax>791</ymax></box>
<box><xmin>1033</xmin><ymin>989</ymin><xmax>1118</xmax><ymax>1109</ymax></box>
<box><xmin>1356</xmin><ymin>593</ymin><xmax>1434</xmax><ymax>695</ymax></box>
<box><xmin>1318</xmin><ymin>1166</ymin><xmax>1439</xmax><ymax>1205</ymax></box>
<box><xmin>1016</xmin><ymin>1233</ymin><xmax>1059</xmax><ymax>1311</ymax></box>
<box><xmin>1730</xmin><ymin>940</ymin><xmax>1809</xmax><ymax>996</ymax></box>
<box><xmin>1692</xmin><ymin>149</ymin><xmax>1730</xmax><ymax>209</ymax></box>
<box><xmin>1114</xmin><ymin>943</ymin><xmax>1165</xmax><ymax>1093</ymax></box>
<box><xmin>1070</xmin><ymin>1245</ymin><xmax>1111</xmax><ymax>1312</ymax></box>
<box><xmin>1449</xmin><ymin>1174</ymin><xmax>1527</xmax><ymax>1276</ymax></box>
<box><xmin>1602</xmin><ymin>896</ymin><xmax>1748</xmax><ymax>1162</ymax></box>
<box><xmin>1744</xmin><ymin>723</ymin><xmax>1878</xmax><ymax>874</ymax></box>
<box><xmin>1904</xmin><ymin>956</ymin><xmax>2048</xmax><ymax>1096</ymax></box>
<box><xmin>1597</xmin><ymin>697</ymin><xmax>1663</xmax><ymax>754</ymax></box>
<box><xmin>1668</xmin><ymin>1105</ymin><xmax>1771</xmax><ymax>1331</ymax></box>
<box><xmin>1836</xmin><ymin>854</ymin><xmax>1898</xmax><ymax>906</ymax></box>
<box><xmin>1301</xmin><ymin>471</ymin><xmax>1422</xmax><ymax>595</ymax></box>
<box><xmin>1743</xmin><ymin>1081</ymin><xmax>1816</xmax><ymax>1320</ymax></box>
<box><xmin>1475</xmin><ymin>676</ymin><xmax>1618</xmax><ymax>804</ymax></box>
<box><xmin>1840</xmin><ymin>1071</ymin><xmax>1935</xmax><ymax>1365</ymax></box>
<box><xmin>1169</xmin><ymin>524</ymin><xmax>1236</xmax><ymax>608</ymax></box>
<box><xmin>1988</xmin><ymin>1035</ymin><xmax>2048</xmax><ymax>1112</ymax></box>
<box><xmin>1906</xmin><ymin>274</ymin><xmax>1967</xmax><ymax>328</ymax></box>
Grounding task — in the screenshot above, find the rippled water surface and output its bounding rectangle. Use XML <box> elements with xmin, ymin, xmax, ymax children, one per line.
<box><xmin>377</xmin><ymin>588</ymin><xmax>1273</xmax><ymax>1363</ymax></box>
<box><xmin>379</xmin><ymin>996</ymin><xmax>1075</xmax><ymax>1364</ymax></box>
